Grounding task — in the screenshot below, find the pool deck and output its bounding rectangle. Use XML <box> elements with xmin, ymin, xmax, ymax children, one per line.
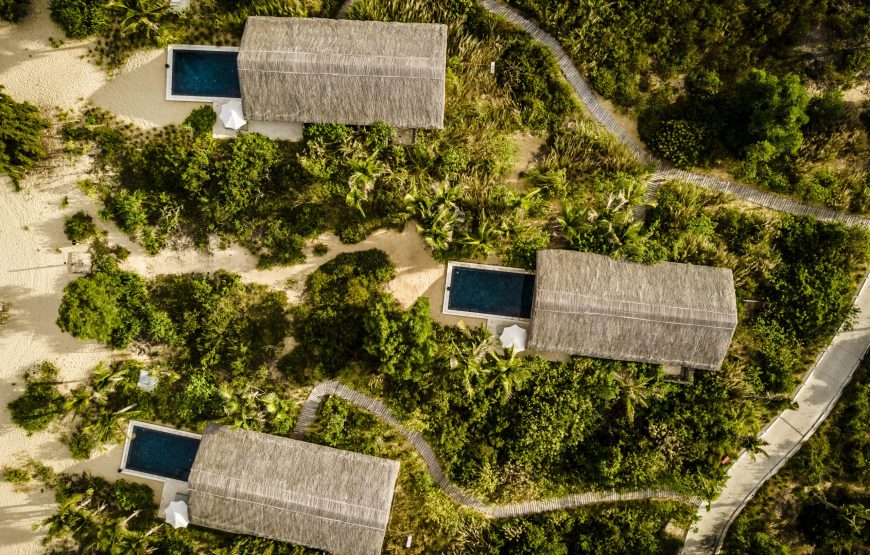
<box><xmin>165</xmin><ymin>45</ymin><xmax>241</xmax><ymax>103</ymax></box>
<box><xmin>119</xmin><ymin>420</ymin><xmax>201</xmax><ymax>514</ymax></box>
<box><xmin>442</xmin><ymin>261</ymin><xmax>534</xmax><ymax>323</ymax></box>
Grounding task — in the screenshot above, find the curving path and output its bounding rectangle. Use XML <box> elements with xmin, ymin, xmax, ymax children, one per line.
<box><xmin>291</xmin><ymin>381</ymin><xmax>701</xmax><ymax>518</ymax></box>
<box><xmin>477</xmin><ymin>0</ymin><xmax>870</xmax><ymax>229</ymax></box>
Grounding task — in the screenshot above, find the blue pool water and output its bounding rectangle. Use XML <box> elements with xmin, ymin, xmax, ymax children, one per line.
<box><xmin>448</xmin><ymin>267</ymin><xmax>535</xmax><ymax>319</ymax></box>
<box><xmin>171</xmin><ymin>49</ymin><xmax>241</xmax><ymax>98</ymax></box>
<box><xmin>125</xmin><ymin>426</ymin><xmax>200</xmax><ymax>481</ymax></box>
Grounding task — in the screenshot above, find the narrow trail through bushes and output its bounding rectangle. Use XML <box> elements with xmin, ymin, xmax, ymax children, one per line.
<box><xmin>291</xmin><ymin>381</ymin><xmax>702</xmax><ymax>517</ymax></box>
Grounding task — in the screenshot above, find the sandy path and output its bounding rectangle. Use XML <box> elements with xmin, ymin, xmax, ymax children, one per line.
<box><xmin>0</xmin><ymin>0</ymin><xmax>202</xmax><ymax>128</ymax></box>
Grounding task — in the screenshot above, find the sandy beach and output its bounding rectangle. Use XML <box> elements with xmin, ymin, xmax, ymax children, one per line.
<box><xmin>0</xmin><ymin>0</ymin><xmax>202</xmax><ymax>127</ymax></box>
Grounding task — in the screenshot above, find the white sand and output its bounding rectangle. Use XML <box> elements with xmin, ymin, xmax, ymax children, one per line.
<box><xmin>0</xmin><ymin>0</ymin><xmax>203</xmax><ymax>128</ymax></box>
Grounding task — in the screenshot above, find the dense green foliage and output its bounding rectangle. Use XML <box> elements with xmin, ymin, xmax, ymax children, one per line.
<box><xmin>310</xmin><ymin>396</ymin><xmax>694</xmax><ymax>553</ymax></box>
<box><xmin>63</xmin><ymin>210</ymin><xmax>97</xmax><ymax>242</ymax></box>
<box><xmin>508</xmin><ymin>0</ymin><xmax>870</xmax><ymax>213</ymax></box>
<box><xmin>724</xmin><ymin>362</ymin><xmax>870</xmax><ymax>554</ymax></box>
<box><xmin>0</xmin><ymin>88</ymin><xmax>47</xmax><ymax>185</ymax></box>
<box><xmin>509</xmin><ymin>0</ymin><xmax>868</xmax><ymax>108</ymax></box>
<box><xmin>0</xmin><ymin>0</ymin><xmax>30</xmax><ymax>22</ymax></box>
<box><xmin>49</xmin><ymin>0</ymin><xmax>109</xmax><ymax>39</ymax></box>
<box><xmin>7</xmin><ymin>362</ymin><xmax>66</xmax><ymax>434</ymax></box>
<box><xmin>56</xmin><ymin>248</ymin><xmax>151</xmax><ymax>348</ymax></box>
<box><xmin>46</xmin><ymin>245</ymin><xmax>293</xmax><ymax>457</ymax></box>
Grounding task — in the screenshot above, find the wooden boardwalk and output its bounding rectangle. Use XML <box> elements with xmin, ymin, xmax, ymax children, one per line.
<box><xmin>292</xmin><ymin>381</ymin><xmax>701</xmax><ymax>518</ymax></box>
<box><xmin>476</xmin><ymin>0</ymin><xmax>870</xmax><ymax>229</ymax></box>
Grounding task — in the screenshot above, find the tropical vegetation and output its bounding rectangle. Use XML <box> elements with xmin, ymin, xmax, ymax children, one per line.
<box><xmin>507</xmin><ymin>0</ymin><xmax>870</xmax><ymax>213</ymax></box>
<box><xmin>0</xmin><ymin>87</ymin><xmax>47</xmax><ymax>187</ymax></box>
<box><xmin>63</xmin><ymin>211</ymin><xmax>98</xmax><ymax>243</ymax></box>
<box><xmin>0</xmin><ymin>0</ymin><xmax>30</xmax><ymax>22</ymax></box>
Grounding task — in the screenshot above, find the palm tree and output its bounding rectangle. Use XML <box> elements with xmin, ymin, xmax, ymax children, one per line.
<box><xmin>41</xmin><ymin>493</ymin><xmax>94</xmax><ymax>542</ymax></box>
<box><xmin>345</xmin><ymin>157</ymin><xmax>385</xmax><ymax>217</ymax></box>
<box><xmin>615</xmin><ymin>371</ymin><xmax>660</xmax><ymax>423</ymax></box>
<box><xmin>486</xmin><ymin>348</ymin><xmax>531</xmax><ymax>403</ymax></box>
<box><xmin>89</xmin><ymin>363</ymin><xmax>127</xmax><ymax>401</ymax></box>
<box><xmin>418</xmin><ymin>205</ymin><xmax>456</xmax><ymax>251</ymax></box>
<box><xmin>740</xmin><ymin>434</ymin><xmax>769</xmax><ymax>461</ymax></box>
<box><xmin>452</xmin><ymin>322</ymin><xmax>495</xmax><ymax>396</ymax></box>
<box><xmin>260</xmin><ymin>391</ymin><xmax>295</xmax><ymax>434</ymax></box>
<box><xmin>460</xmin><ymin>211</ymin><xmax>501</xmax><ymax>259</ymax></box>
<box><xmin>63</xmin><ymin>386</ymin><xmax>94</xmax><ymax>422</ymax></box>
<box><xmin>220</xmin><ymin>385</ymin><xmax>266</xmax><ymax>431</ymax></box>
<box><xmin>106</xmin><ymin>0</ymin><xmax>168</xmax><ymax>39</ymax></box>
<box><xmin>82</xmin><ymin>408</ymin><xmax>137</xmax><ymax>450</ymax></box>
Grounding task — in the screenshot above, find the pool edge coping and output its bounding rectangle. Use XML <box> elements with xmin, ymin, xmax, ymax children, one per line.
<box><xmin>119</xmin><ymin>420</ymin><xmax>202</xmax><ymax>484</ymax></box>
<box><xmin>442</xmin><ymin>261</ymin><xmax>534</xmax><ymax>324</ymax></box>
<box><xmin>166</xmin><ymin>45</ymin><xmax>242</xmax><ymax>103</ymax></box>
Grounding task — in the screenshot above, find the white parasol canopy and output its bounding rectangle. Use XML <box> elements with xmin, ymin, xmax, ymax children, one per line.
<box><xmin>218</xmin><ymin>99</ymin><xmax>246</xmax><ymax>130</ymax></box>
<box><xmin>499</xmin><ymin>324</ymin><xmax>527</xmax><ymax>353</ymax></box>
<box><xmin>164</xmin><ymin>500</ymin><xmax>189</xmax><ymax>528</ymax></box>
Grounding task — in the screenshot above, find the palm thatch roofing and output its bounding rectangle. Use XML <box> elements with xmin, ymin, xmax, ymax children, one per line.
<box><xmin>528</xmin><ymin>250</ymin><xmax>737</xmax><ymax>370</ymax></box>
<box><xmin>238</xmin><ymin>17</ymin><xmax>447</xmax><ymax>129</ymax></box>
<box><xmin>187</xmin><ymin>423</ymin><xmax>400</xmax><ymax>555</ymax></box>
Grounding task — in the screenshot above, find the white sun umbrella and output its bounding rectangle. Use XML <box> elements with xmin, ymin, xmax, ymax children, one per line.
<box><xmin>218</xmin><ymin>99</ymin><xmax>246</xmax><ymax>130</ymax></box>
<box><xmin>499</xmin><ymin>324</ymin><xmax>527</xmax><ymax>353</ymax></box>
<box><xmin>164</xmin><ymin>500</ymin><xmax>189</xmax><ymax>529</ymax></box>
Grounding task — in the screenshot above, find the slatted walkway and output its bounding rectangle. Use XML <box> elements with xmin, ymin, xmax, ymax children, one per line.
<box><xmin>476</xmin><ymin>0</ymin><xmax>870</xmax><ymax>229</ymax></box>
<box><xmin>292</xmin><ymin>380</ymin><xmax>701</xmax><ymax>518</ymax></box>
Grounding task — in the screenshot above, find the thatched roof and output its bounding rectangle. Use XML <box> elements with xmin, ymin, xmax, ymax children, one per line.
<box><xmin>187</xmin><ymin>423</ymin><xmax>400</xmax><ymax>555</ymax></box>
<box><xmin>529</xmin><ymin>250</ymin><xmax>737</xmax><ymax>370</ymax></box>
<box><xmin>238</xmin><ymin>17</ymin><xmax>447</xmax><ymax>129</ymax></box>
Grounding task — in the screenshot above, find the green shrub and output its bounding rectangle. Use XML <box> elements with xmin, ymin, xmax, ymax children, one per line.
<box><xmin>63</xmin><ymin>211</ymin><xmax>97</xmax><ymax>242</ymax></box>
<box><xmin>364</xmin><ymin>122</ymin><xmax>395</xmax><ymax>151</ymax></box>
<box><xmin>56</xmin><ymin>254</ymin><xmax>150</xmax><ymax>348</ymax></box>
<box><xmin>182</xmin><ymin>106</ymin><xmax>217</xmax><ymax>136</ymax></box>
<box><xmin>505</xmin><ymin>226</ymin><xmax>550</xmax><ymax>269</ymax></box>
<box><xmin>289</xmin><ymin>249</ymin><xmax>395</xmax><ymax>372</ymax></box>
<box><xmin>0</xmin><ymin>0</ymin><xmax>31</xmax><ymax>22</ymax></box>
<box><xmin>3</xmin><ymin>467</ymin><xmax>31</xmax><ymax>484</ymax></box>
<box><xmin>0</xmin><ymin>88</ymin><xmax>47</xmax><ymax>184</ymax></box>
<box><xmin>112</xmin><ymin>480</ymin><xmax>156</xmax><ymax>514</ymax></box>
<box><xmin>7</xmin><ymin>362</ymin><xmax>67</xmax><ymax>434</ymax></box>
<box><xmin>649</xmin><ymin>119</ymin><xmax>704</xmax><ymax>169</ymax></box>
<box><xmin>312</xmin><ymin>242</ymin><xmax>329</xmax><ymax>256</ymax></box>
<box><xmin>49</xmin><ymin>0</ymin><xmax>108</xmax><ymax>39</ymax></box>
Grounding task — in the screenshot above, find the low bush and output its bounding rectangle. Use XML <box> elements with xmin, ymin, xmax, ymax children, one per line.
<box><xmin>2</xmin><ymin>467</ymin><xmax>31</xmax><ymax>484</ymax></box>
<box><xmin>49</xmin><ymin>0</ymin><xmax>109</xmax><ymax>39</ymax></box>
<box><xmin>0</xmin><ymin>0</ymin><xmax>31</xmax><ymax>22</ymax></box>
<box><xmin>7</xmin><ymin>362</ymin><xmax>66</xmax><ymax>434</ymax></box>
<box><xmin>182</xmin><ymin>106</ymin><xmax>216</xmax><ymax>136</ymax></box>
<box><xmin>0</xmin><ymin>88</ymin><xmax>47</xmax><ymax>185</ymax></box>
<box><xmin>63</xmin><ymin>211</ymin><xmax>97</xmax><ymax>242</ymax></box>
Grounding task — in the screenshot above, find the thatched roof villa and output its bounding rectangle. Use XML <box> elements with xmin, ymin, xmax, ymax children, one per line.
<box><xmin>528</xmin><ymin>250</ymin><xmax>737</xmax><ymax>370</ymax></box>
<box><xmin>187</xmin><ymin>423</ymin><xmax>400</xmax><ymax>555</ymax></box>
<box><xmin>238</xmin><ymin>17</ymin><xmax>448</xmax><ymax>129</ymax></box>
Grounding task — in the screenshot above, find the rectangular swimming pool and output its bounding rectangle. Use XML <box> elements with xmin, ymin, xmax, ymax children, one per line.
<box><xmin>443</xmin><ymin>262</ymin><xmax>535</xmax><ymax>321</ymax></box>
<box><xmin>166</xmin><ymin>45</ymin><xmax>240</xmax><ymax>102</ymax></box>
<box><xmin>120</xmin><ymin>421</ymin><xmax>201</xmax><ymax>482</ymax></box>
